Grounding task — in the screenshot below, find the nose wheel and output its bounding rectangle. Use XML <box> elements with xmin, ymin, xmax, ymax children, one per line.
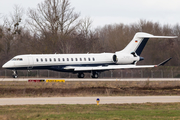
<box><xmin>12</xmin><ymin>70</ymin><xmax>18</xmax><ymax>78</ymax></box>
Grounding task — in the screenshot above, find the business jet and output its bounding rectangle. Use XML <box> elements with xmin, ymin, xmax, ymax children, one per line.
<box><xmin>2</xmin><ymin>32</ymin><xmax>177</xmax><ymax>78</ymax></box>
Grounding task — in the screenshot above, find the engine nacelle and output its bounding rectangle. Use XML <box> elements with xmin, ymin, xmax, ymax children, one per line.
<box><xmin>112</xmin><ymin>53</ymin><xmax>140</xmax><ymax>64</ymax></box>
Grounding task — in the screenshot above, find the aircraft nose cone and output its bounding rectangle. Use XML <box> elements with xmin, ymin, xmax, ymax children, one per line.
<box><xmin>2</xmin><ymin>62</ymin><xmax>8</xmax><ymax>68</ymax></box>
<box><xmin>2</xmin><ymin>61</ymin><xmax>14</xmax><ymax>69</ymax></box>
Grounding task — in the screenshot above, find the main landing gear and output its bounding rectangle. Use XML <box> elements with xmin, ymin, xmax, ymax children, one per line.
<box><xmin>78</xmin><ymin>73</ymin><xmax>85</xmax><ymax>78</ymax></box>
<box><xmin>12</xmin><ymin>70</ymin><xmax>18</xmax><ymax>78</ymax></box>
<box><xmin>77</xmin><ymin>71</ymin><xmax>99</xmax><ymax>78</ymax></box>
<box><xmin>91</xmin><ymin>71</ymin><xmax>99</xmax><ymax>78</ymax></box>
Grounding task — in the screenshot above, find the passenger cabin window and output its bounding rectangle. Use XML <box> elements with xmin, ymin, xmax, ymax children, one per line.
<box><xmin>88</xmin><ymin>58</ymin><xmax>90</xmax><ymax>61</ymax></box>
<box><xmin>93</xmin><ymin>58</ymin><xmax>95</xmax><ymax>61</ymax></box>
<box><xmin>63</xmin><ymin>58</ymin><xmax>65</xmax><ymax>61</ymax></box>
<box><xmin>71</xmin><ymin>58</ymin><xmax>73</xmax><ymax>61</ymax></box>
<box><xmin>80</xmin><ymin>58</ymin><xmax>82</xmax><ymax>61</ymax></box>
<box><xmin>41</xmin><ymin>58</ymin><xmax>43</xmax><ymax>62</ymax></box>
<box><xmin>84</xmin><ymin>58</ymin><xmax>86</xmax><ymax>61</ymax></box>
<box><xmin>67</xmin><ymin>58</ymin><xmax>69</xmax><ymax>61</ymax></box>
<box><xmin>36</xmin><ymin>58</ymin><xmax>38</xmax><ymax>62</ymax></box>
<box><xmin>45</xmin><ymin>58</ymin><xmax>47</xmax><ymax>62</ymax></box>
<box><xmin>49</xmin><ymin>58</ymin><xmax>52</xmax><ymax>62</ymax></box>
<box><xmin>54</xmin><ymin>58</ymin><xmax>56</xmax><ymax>62</ymax></box>
<box><xmin>58</xmin><ymin>58</ymin><xmax>60</xmax><ymax>61</ymax></box>
<box><xmin>75</xmin><ymin>58</ymin><xmax>78</xmax><ymax>61</ymax></box>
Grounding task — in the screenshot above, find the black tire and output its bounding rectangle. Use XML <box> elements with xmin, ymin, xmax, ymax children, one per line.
<box><xmin>91</xmin><ymin>73</ymin><xmax>98</xmax><ymax>78</ymax></box>
<box><xmin>12</xmin><ymin>75</ymin><xmax>18</xmax><ymax>78</ymax></box>
<box><xmin>94</xmin><ymin>74</ymin><xmax>98</xmax><ymax>78</ymax></box>
<box><xmin>78</xmin><ymin>73</ymin><xmax>84</xmax><ymax>78</ymax></box>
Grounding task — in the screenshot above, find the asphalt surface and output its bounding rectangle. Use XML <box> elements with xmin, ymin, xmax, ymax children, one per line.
<box><xmin>1</xmin><ymin>78</ymin><xmax>180</xmax><ymax>81</ymax></box>
<box><xmin>0</xmin><ymin>96</ymin><xmax>180</xmax><ymax>105</ymax></box>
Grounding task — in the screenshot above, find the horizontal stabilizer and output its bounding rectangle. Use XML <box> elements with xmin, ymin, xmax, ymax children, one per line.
<box><xmin>136</xmin><ymin>33</ymin><xmax>177</xmax><ymax>39</ymax></box>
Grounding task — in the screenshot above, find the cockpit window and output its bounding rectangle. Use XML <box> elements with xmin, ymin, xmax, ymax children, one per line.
<box><xmin>12</xmin><ymin>58</ymin><xmax>23</xmax><ymax>61</ymax></box>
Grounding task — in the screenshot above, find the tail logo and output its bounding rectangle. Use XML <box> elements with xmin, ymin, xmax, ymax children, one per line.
<box><xmin>135</xmin><ymin>40</ymin><xmax>138</xmax><ymax>43</ymax></box>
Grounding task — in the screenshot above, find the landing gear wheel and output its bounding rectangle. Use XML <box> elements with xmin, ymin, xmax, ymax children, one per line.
<box><xmin>12</xmin><ymin>70</ymin><xmax>18</xmax><ymax>78</ymax></box>
<box><xmin>13</xmin><ymin>75</ymin><xmax>18</xmax><ymax>78</ymax></box>
<box><xmin>78</xmin><ymin>73</ymin><xmax>85</xmax><ymax>78</ymax></box>
<box><xmin>91</xmin><ymin>72</ymin><xmax>99</xmax><ymax>78</ymax></box>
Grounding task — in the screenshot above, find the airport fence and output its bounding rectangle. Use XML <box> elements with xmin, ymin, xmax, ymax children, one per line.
<box><xmin>0</xmin><ymin>69</ymin><xmax>180</xmax><ymax>78</ymax></box>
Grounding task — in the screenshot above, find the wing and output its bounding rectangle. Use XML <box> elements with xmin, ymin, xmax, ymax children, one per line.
<box><xmin>64</xmin><ymin>58</ymin><xmax>171</xmax><ymax>71</ymax></box>
<box><xmin>64</xmin><ymin>65</ymin><xmax>155</xmax><ymax>71</ymax></box>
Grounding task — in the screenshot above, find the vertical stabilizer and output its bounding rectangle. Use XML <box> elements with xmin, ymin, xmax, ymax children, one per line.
<box><xmin>118</xmin><ymin>32</ymin><xmax>177</xmax><ymax>55</ymax></box>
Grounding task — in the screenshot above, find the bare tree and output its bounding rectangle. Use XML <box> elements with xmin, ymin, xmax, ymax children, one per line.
<box><xmin>27</xmin><ymin>0</ymin><xmax>81</xmax><ymax>53</ymax></box>
<box><xmin>78</xmin><ymin>17</ymin><xmax>93</xmax><ymax>38</ymax></box>
<box><xmin>171</xmin><ymin>24</ymin><xmax>180</xmax><ymax>65</ymax></box>
<box><xmin>0</xmin><ymin>5</ymin><xmax>24</xmax><ymax>60</ymax></box>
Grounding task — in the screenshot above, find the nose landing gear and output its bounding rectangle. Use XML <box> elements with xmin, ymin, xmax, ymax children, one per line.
<box><xmin>12</xmin><ymin>70</ymin><xmax>18</xmax><ymax>78</ymax></box>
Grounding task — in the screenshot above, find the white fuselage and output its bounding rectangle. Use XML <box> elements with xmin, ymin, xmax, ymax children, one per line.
<box><xmin>2</xmin><ymin>52</ymin><xmax>139</xmax><ymax>72</ymax></box>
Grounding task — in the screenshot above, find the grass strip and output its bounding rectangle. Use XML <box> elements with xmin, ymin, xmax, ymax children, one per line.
<box><xmin>1</xmin><ymin>81</ymin><xmax>180</xmax><ymax>97</ymax></box>
<box><xmin>0</xmin><ymin>103</ymin><xmax>180</xmax><ymax>120</ymax></box>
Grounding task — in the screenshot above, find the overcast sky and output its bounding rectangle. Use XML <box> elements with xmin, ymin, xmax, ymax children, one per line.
<box><xmin>0</xmin><ymin>0</ymin><xmax>180</xmax><ymax>27</ymax></box>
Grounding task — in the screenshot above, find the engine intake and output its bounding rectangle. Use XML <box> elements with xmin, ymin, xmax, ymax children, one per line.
<box><xmin>113</xmin><ymin>55</ymin><xmax>118</xmax><ymax>63</ymax></box>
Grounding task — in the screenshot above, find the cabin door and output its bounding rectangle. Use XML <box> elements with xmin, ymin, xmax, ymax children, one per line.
<box><xmin>28</xmin><ymin>57</ymin><xmax>34</xmax><ymax>69</ymax></box>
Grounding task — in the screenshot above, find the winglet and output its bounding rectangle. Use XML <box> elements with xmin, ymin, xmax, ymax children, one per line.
<box><xmin>156</xmin><ymin>57</ymin><xmax>172</xmax><ymax>67</ymax></box>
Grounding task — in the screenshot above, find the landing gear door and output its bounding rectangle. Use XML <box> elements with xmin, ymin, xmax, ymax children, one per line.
<box><xmin>28</xmin><ymin>56</ymin><xmax>34</xmax><ymax>69</ymax></box>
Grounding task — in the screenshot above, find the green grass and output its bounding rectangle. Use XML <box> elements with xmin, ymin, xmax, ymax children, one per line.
<box><xmin>0</xmin><ymin>103</ymin><xmax>180</xmax><ymax>120</ymax></box>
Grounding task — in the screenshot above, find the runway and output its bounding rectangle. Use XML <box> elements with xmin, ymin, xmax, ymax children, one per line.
<box><xmin>1</xmin><ymin>78</ymin><xmax>180</xmax><ymax>81</ymax></box>
<box><xmin>0</xmin><ymin>96</ymin><xmax>180</xmax><ymax>105</ymax></box>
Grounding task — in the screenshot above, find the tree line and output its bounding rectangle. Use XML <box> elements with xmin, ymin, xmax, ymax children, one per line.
<box><xmin>0</xmin><ymin>0</ymin><xmax>180</xmax><ymax>68</ymax></box>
